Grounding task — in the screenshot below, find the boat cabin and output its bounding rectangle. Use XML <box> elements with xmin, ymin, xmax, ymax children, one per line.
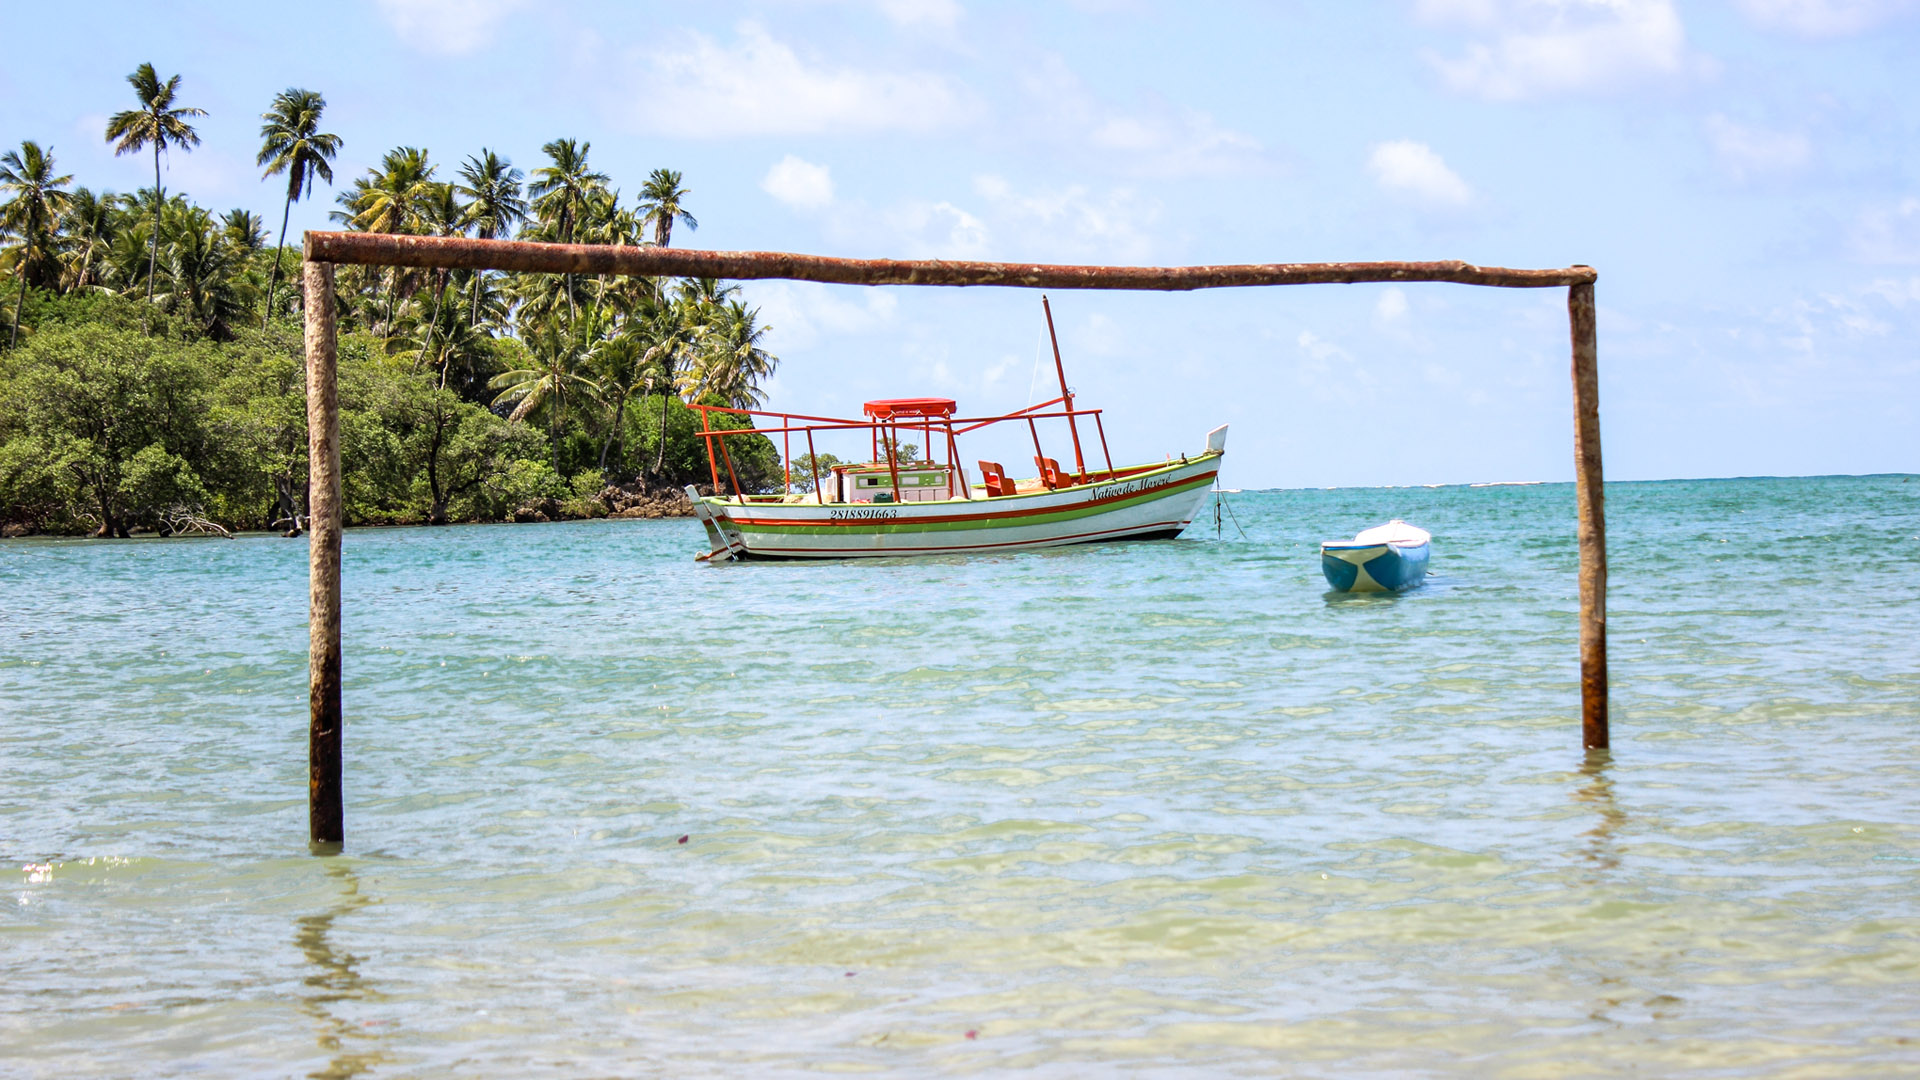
<box><xmin>823</xmin><ymin>398</ymin><xmax>962</xmax><ymax>502</ymax></box>
<box><xmin>831</xmin><ymin>463</ymin><xmax>955</xmax><ymax>503</ymax></box>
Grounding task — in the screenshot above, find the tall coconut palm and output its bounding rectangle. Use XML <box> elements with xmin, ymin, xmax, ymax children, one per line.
<box><xmin>413</xmin><ymin>181</ymin><xmax>470</xmax><ymax>368</ymax></box>
<box><xmin>676</xmin><ymin>276</ymin><xmax>739</xmax><ymax>310</ymax></box>
<box><xmin>526</xmin><ymin>138</ymin><xmax>608</xmax><ymax>323</ymax></box>
<box><xmin>59</xmin><ymin>186</ymin><xmax>118</xmax><ymax>292</ymax></box>
<box><xmin>637</xmin><ymin>168</ymin><xmax>697</xmax><ymax>247</ymax></box>
<box><xmin>167</xmin><ymin>216</ymin><xmax>252</xmax><ymax>339</ymax></box>
<box><xmin>1</xmin><ymin>141</ymin><xmax>74</xmax><ymax>346</ymax></box>
<box><xmin>455</xmin><ymin>149</ymin><xmax>525</xmax><ymax>324</ymax></box>
<box><xmin>688</xmin><ymin>300</ymin><xmax>777</xmax><ymax>410</ymax></box>
<box><xmin>221</xmin><ymin>209</ymin><xmax>266</xmax><ymax>252</ymax></box>
<box><xmin>104</xmin><ymin>63</ymin><xmax>205</xmax><ymax>304</ymax></box>
<box><xmin>334</xmin><ymin>147</ymin><xmax>436</xmax><ymax>331</ymax></box>
<box><xmin>585</xmin><ymin>333</ymin><xmax>648</xmax><ymax>474</ymax></box>
<box><xmin>338</xmin><ymin>146</ymin><xmax>436</xmax><ymax>235</ymax></box>
<box><xmin>629</xmin><ymin>290</ymin><xmax>699</xmax><ymax>478</ymax></box>
<box><xmin>489</xmin><ymin>316</ymin><xmax>598</xmax><ymax>471</ymax></box>
<box><xmin>256</xmin><ymin>88</ymin><xmax>340</xmax><ymax>328</ymax></box>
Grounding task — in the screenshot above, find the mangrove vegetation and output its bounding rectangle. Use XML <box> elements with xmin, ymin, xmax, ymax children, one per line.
<box><xmin>1</xmin><ymin>66</ymin><xmax>781</xmax><ymax>537</ymax></box>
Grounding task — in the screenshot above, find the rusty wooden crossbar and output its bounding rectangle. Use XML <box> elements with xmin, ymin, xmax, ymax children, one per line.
<box><xmin>299</xmin><ymin>231</ymin><xmax>1608</xmax><ymax>848</ymax></box>
<box><xmin>303</xmin><ymin>231</ymin><xmax>1595</xmax><ymax>290</ymax></box>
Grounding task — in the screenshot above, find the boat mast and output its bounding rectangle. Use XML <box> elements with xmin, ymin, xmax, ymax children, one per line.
<box><xmin>1041</xmin><ymin>296</ymin><xmax>1087</xmax><ymax>479</ymax></box>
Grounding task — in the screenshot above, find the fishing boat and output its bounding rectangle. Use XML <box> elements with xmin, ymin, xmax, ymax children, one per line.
<box><xmin>685</xmin><ymin>299</ymin><xmax>1225</xmax><ymax>562</ymax></box>
<box><xmin>1320</xmin><ymin>520</ymin><xmax>1431</xmax><ymax>592</ymax></box>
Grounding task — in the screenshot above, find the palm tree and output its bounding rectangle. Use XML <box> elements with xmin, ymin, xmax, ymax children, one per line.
<box><xmin>167</xmin><ymin>215</ymin><xmax>252</xmax><ymax>338</ymax></box>
<box><xmin>413</xmin><ymin>181</ymin><xmax>469</xmax><ymax>367</ymax></box>
<box><xmin>677</xmin><ymin>276</ymin><xmax>739</xmax><ymax>310</ymax></box>
<box><xmin>526</xmin><ymin>138</ymin><xmax>609</xmax><ymax>323</ymax></box>
<box><xmin>688</xmin><ymin>300</ymin><xmax>777</xmax><ymax>409</ymax></box>
<box><xmin>221</xmin><ymin>209</ymin><xmax>266</xmax><ymax>252</ymax></box>
<box><xmin>104</xmin><ymin>63</ymin><xmax>205</xmax><ymax>304</ymax></box>
<box><xmin>631</xmin><ymin>288</ymin><xmax>700</xmax><ymax>478</ymax></box>
<box><xmin>637</xmin><ymin>168</ymin><xmax>697</xmax><ymax>247</ymax></box>
<box><xmin>334</xmin><ymin>147</ymin><xmax>436</xmax><ymax>331</ymax></box>
<box><xmin>455</xmin><ymin>150</ymin><xmax>525</xmax><ymax>324</ymax></box>
<box><xmin>1</xmin><ymin>141</ymin><xmax>74</xmax><ymax>346</ymax></box>
<box><xmin>59</xmin><ymin>186</ymin><xmax>118</xmax><ymax>292</ymax></box>
<box><xmin>585</xmin><ymin>333</ymin><xmax>648</xmax><ymax>474</ymax></box>
<box><xmin>256</xmin><ymin>88</ymin><xmax>340</xmax><ymax>328</ymax></box>
<box><xmin>337</xmin><ymin>146</ymin><xmax>436</xmax><ymax>235</ymax></box>
<box><xmin>489</xmin><ymin>316</ymin><xmax>598</xmax><ymax>471</ymax></box>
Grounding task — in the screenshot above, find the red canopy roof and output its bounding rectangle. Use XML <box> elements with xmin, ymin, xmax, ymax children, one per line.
<box><xmin>863</xmin><ymin>397</ymin><xmax>957</xmax><ymax>419</ymax></box>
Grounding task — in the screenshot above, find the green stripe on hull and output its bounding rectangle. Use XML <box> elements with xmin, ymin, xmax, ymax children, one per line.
<box><xmin>726</xmin><ymin>472</ymin><xmax>1215</xmax><ymax>536</ymax></box>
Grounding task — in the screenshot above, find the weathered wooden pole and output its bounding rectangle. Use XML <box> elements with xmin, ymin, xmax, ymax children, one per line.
<box><xmin>302</xmin><ymin>232</ymin><xmax>1597</xmax><ymax>291</ymax></box>
<box><xmin>304</xmin><ymin>259</ymin><xmax>344</xmax><ymax>845</ymax></box>
<box><xmin>1567</xmin><ymin>277</ymin><xmax>1608</xmax><ymax>748</ymax></box>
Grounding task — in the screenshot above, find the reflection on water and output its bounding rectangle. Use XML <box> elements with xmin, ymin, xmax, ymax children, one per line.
<box><xmin>1573</xmin><ymin>748</ymin><xmax>1624</xmax><ymax>873</ymax></box>
<box><xmin>295</xmin><ymin>862</ymin><xmax>388</xmax><ymax>1080</ymax></box>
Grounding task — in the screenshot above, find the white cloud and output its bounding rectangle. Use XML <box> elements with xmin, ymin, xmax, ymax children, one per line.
<box><xmin>879</xmin><ymin>200</ymin><xmax>992</xmax><ymax>259</ymax></box>
<box><xmin>1295</xmin><ymin>330</ymin><xmax>1378</xmax><ymax>401</ymax></box>
<box><xmin>1853</xmin><ymin>198</ymin><xmax>1920</xmax><ymax>264</ymax></box>
<box><xmin>1863</xmin><ymin>276</ymin><xmax>1920</xmax><ymax>307</ymax></box>
<box><xmin>374</xmin><ymin>0</ymin><xmax>527</xmax><ymax>55</ymax></box>
<box><xmin>807</xmin><ymin>175</ymin><xmax>1162</xmax><ymax>264</ymax></box>
<box><xmin>1418</xmin><ymin>0</ymin><xmax>1691</xmax><ymax>100</ymax></box>
<box><xmin>1376</xmin><ymin>287</ymin><xmax>1411</xmax><ymax>323</ymax></box>
<box><xmin>769</xmin><ymin>0</ymin><xmax>965</xmax><ymax>29</ymax></box>
<box><xmin>802</xmin><ymin>172</ymin><xmax>1159</xmax><ymax>265</ymax></box>
<box><xmin>874</xmin><ymin>0</ymin><xmax>964</xmax><ymax>28</ymax></box>
<box><xmin>624</xmin><ymin>22</ymin><xmax>974</xmax><ymax>137</ymax></box>
<box><xmin>1085</xmin><ymin>109</ymin><xmax>1265</xmax><ymax>177</ymax></box>
<box><xmin>1368</xmin><ymin>140</ymin><xmax>1474</xmax><ymax>207</ymax></box>
<box><xmin>1015</xmin><ymin>55</ymin><xmax>1270</xmax><ymax>177</ymax></box>
<box><xmin>749</xmin><ymin>281</ymin><xmax>898</xmax><ymax>350</ymax></box>
<box><xmin>969</xmin><ymin>175</ymin><xmax>1160</xmax><ymax>262</ymax></box>
<box><xmin>1298</xmin><ymin>330</ymin><xmax>1351</xmax><ymax>364</ymax></box>
<box><xmin>762</xmin><ymin>156</ymin><xmax>836</xmax><ymax>211</ymax></box>
<box><xmin>1703</xmin><ymin>115</ymin><xmax>1810</xmax><ymax>181</ymax></box>
<box><xmin>1731</xmin><ymin>0</ymin><xmax>1919</xmax><ymax>36</ymax></box>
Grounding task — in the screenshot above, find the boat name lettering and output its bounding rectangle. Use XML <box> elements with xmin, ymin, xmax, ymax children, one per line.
<box><xmin>829</xmin><ymin>507</ymin><xmax>900</xmax><ymax>521</ymax></box>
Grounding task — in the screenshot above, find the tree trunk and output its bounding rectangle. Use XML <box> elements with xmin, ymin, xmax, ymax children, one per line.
<box><xmin>427</xmin><ymin>418</ymin><xmax>448</xmax><ymax>525</ymax></box>
<box><xmin>381</xmin><ymin>268</ymin><xmax>399</xmax><ymax>336</ymax></box>
<box><xmin>95</xmin><ymin>484</ymin><xmax>117</xmax><ymax>539</ymax></box>
<box><xmin>423</xmin><ymin>269</ymin><xmax>447</xmax><ymax>382</ymax></box>
<box><xmin>78</xmin><ymin>237</ymin><xmax>97</xmax><ymax>292</ymax></box>
<box><xmin>265</xmin><ymin>189</ymin><xmax>293</xmax><ymax>329</ymax></box>
<box><xmin>598</xmin><ymin>390</ymin><xmax>628</xmax><ymax>474</ymax></box>
<box><xmin>7</xmin><ymin>225</ymin><xmax>30</xmax><ymax>348</ymax></box>
<box><xmin>274</xmin><ymin>471</ymin><xmax>301</xmax><ymax>534</ymax></box>
<box><xmin>146</xmin><ymin>146</ymin><xmax>162</xmax><ymax>305</ymax></box>
<box><xmin>549</xmin><ymin>383</ymin><xmax>561</xmax><ymax>475</ymax></box>
<box><xmin>468</xmin><ymin>266</ymin><xmax>484</xmax><ymax>327</ymax></box>
<box><xmin>654</xmin><ymin>386</ymin><xmax>671</xmax><ymax>477</ymax></box>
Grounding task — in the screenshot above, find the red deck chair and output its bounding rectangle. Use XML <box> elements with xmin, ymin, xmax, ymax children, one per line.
<box><xmin>1034</xmin><ymin>456</ymin><xmax>1069</xmax><ymax>490</ymax></box>
<box><xmin>977</xmin><ymin>460</ymin><xmax>1011</xmax><ymax>498</ymax></box>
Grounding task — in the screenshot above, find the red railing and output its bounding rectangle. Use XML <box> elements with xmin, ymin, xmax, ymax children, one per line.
<box><xmin>690</xmin><ymin>396</ymin><xmax>1120</xmax><ymax>504</ymax></box>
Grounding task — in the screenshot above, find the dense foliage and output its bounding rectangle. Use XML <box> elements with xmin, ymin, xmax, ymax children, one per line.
<box><xmin>1</xmin><ymin>69</ymin><xmax>781</xmax><ymax>536</ymax></box>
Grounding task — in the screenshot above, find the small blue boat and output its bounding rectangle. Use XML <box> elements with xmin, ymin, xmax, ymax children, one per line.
<box><xmin>1320</xmin><ymin>520</ymin><xmax>1431</xmax><ymax>593</ymax></box>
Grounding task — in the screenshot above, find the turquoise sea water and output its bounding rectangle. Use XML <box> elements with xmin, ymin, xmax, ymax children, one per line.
<box><xmin>4</xmin><ymin>475</ymin><xmax>1919</xmax><ymax>1077</ymax></box>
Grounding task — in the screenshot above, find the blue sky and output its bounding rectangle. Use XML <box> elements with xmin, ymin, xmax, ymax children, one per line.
<box><xmin>4</xmin><ymin>1</ymin><xmax>1916</xmax><ymax>486</ymax></box>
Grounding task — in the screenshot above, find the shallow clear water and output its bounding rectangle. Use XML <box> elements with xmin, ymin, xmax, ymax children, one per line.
<box><xmin>4</xmin><ymin>476</ymin><xmax>1919</xmax><ymax>1077</ymax></box>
